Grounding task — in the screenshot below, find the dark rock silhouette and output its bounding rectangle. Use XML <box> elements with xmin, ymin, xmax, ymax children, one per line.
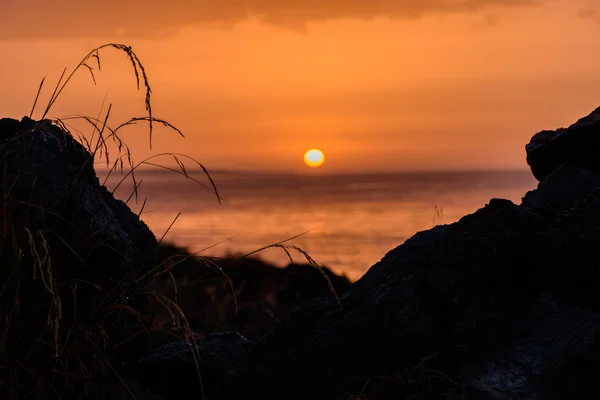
<box><xmin>137</xmin><ymin>332</ymin><xmax>254</xmax><ymax>398</ymax></box>
<box><xmin>215</xmin><ymin>110</ymin><xmax>600</xmax><ymax>399</ymax></box>
<box><xmin>526</xmin><ymin>106</ymin><xmax>600</xmax><ymax>181</ymax></box>
<box><xmin>0</xmin><ymin>117</ymin><xmax>159</xmax><ymax>396</ymax></box>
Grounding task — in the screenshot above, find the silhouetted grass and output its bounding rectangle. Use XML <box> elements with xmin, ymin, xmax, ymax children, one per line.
<box><xmin>1</xmin><ymin>43</ymin><xmax>342</xmax><ymax>399</ymax></box>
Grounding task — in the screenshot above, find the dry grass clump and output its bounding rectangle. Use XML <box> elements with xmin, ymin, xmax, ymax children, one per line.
<box><xmin>0</xmin><ymin>43</ymin><xmax>339</xmax><ymax>399</ymax></box>
<box><xmin>343</xmin><ymin>353</ymin><xmax>461</xmax><ymax>400</ymax></box>
<box><xmin>0</xmin><ymin>43</ymin><xmax>216</xmax><ymax>399</ymax></box>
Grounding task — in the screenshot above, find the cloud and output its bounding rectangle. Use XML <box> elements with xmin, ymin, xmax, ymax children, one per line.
<box><xmin>1</xmin><ymin>0</ymin><xmax>541</xmax><ymax>40</ymax></box>
<box><xmin>579</xmin><ymin>8</ymin><xmax>600</xmax><ymax>23</ymax></box>
<box><xmin>484</xmin><ymin>13</ymin><xmax>502</xmax><ymax>25</ymax></box>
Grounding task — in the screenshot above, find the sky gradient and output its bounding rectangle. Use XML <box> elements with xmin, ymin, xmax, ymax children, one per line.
<box><xmin>1</xmin><ymin>0</ymin><xmax>599</xmax><ymax>173</ymax></box>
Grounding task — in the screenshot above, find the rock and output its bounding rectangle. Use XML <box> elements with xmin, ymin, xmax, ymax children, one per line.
<box><xmin>136</xmin><ymin>332</ymin><xmax>254</xmax><ymax>398</ymax></box>
<box><xmin>526</xmin><ymin>106</ymin><xmax>600</xmax><ymax>181</ymax></box>
<box><xmin>215</xmin><ymin>160</ymin><xmax>600</xmax><ymax>398</ymax></box>
<box><xmin>521</xmin><ymin>166</ymin><xmax>600</xmax><ymax>217</ymax></box>
<box><xmin>0</xmin><ymin>117</ymin><xmax>158</xmax><ymax>397</ymax></box>
<box><xmin>462</xmin><ymin>293</ymin><xmax>600</xmax><ymax>398</ymax></box>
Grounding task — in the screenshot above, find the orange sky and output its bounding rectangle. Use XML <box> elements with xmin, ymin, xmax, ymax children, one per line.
<box><xmin>1</xmin><ymin>0</ymin><xmax>599</xmax><ymax>173</ymax></box>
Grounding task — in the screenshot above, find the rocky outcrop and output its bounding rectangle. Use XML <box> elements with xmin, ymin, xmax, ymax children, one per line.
<box><xmin>215</xmin><ymin>110</ymin><xmax>600</xmax><ymax>399</ymax></box>
<box><xmin>526</xmin><ymin>106</ymin><xmax>600</xmax><ymax>181</ymax></box>
<box><xmin>137</xmin><ymin>332</ymin><xmax>254</xmax><ymax>398</ymax></box>
<box><xmin>0</xmin><ymin>117</ymin><xmax>158</xmax><ymax>397</ymax></box>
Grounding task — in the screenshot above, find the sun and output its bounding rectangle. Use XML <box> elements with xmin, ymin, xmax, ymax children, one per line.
<box><xmin>303</xmin><ymin>149</ymin><xmax>325</xmax><ymax>168</ymax></box>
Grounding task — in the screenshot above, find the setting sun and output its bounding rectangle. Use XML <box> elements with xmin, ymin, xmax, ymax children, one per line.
<box><xmin>303</xmin><ymin>149</ymin><xmax>325</xmax><ymax>168</ymax></box>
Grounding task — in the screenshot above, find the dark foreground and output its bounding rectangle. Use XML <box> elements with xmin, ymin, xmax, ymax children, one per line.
<box><xmin>2</xmin><ymin>108</ymin><xmax>600</xmax><ymax>399</ymax></box>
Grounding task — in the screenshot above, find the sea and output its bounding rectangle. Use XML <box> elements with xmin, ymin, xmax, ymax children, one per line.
<box><xmin>101</xmin><ymin>169</ymin><xmax>538</xmax><ymax>281</ymax></box>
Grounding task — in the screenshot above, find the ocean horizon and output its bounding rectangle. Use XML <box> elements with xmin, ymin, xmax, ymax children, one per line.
<box><xmin>100</xmin><ymin>168</ymin><xmax>538</xmax><ymax>281</ymax></box>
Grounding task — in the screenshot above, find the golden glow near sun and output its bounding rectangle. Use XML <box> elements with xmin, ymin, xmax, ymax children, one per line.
<box><xmin>303</xmin><ymin>149</ymin><xmax>325</xmax><ymax>168</ymax></box>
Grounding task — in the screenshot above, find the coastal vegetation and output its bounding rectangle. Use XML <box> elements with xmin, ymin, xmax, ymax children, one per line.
<box><xmin>0</xmin><ymin>44</ymin><xmax>343</xmax><ymax>399</ymax></box>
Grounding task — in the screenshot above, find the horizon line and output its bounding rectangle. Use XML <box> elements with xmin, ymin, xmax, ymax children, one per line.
<box><xmin>94</xmin><ymin>165</ymin><xmax>533</xmax><ymax>176</ymax></box>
